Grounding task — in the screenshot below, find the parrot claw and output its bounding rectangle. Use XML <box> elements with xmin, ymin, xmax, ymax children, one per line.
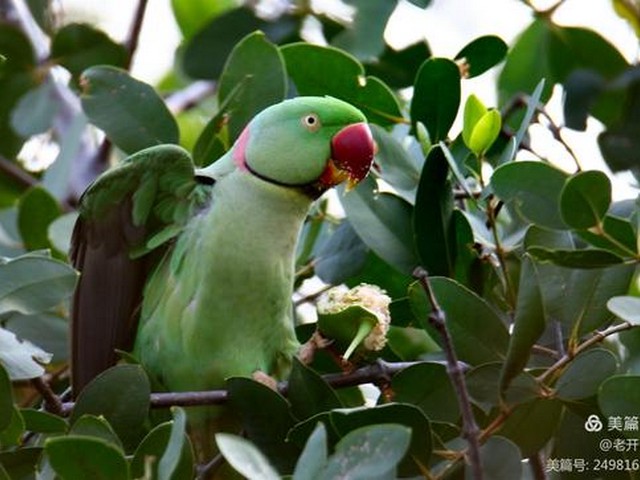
<box><xmin>252</xmin><ymin>371</ymin><xmax>279</xmax><ymax>391</ymax></box>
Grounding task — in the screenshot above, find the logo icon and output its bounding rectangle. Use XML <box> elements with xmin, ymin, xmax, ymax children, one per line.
<box><xmin>585</xmin><ymin>414</ymin><xmax>603</xmax><ymax>432</ymax></box>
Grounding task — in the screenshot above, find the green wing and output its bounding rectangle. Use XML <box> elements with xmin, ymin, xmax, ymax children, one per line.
<box><xmin>70</xmin><ymin>145</ymin><xmax>213</xmax><ymax>394</ymax></box>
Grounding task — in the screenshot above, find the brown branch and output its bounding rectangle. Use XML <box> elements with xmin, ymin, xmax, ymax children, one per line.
<box><xmin>31</xmin><ymin>376</ymin><xmax>64</xmax><ymax>416</ymax></box>
<box><xmin>413</xmin><ymin>267</ymin><xmax>483</xmax><ymax>480</ymax></box>
<box><xmin>124</xmin><ymin>0</ymin><xmax>149</xmax><ymax>69</ymax></box>
<box><xmin>0</xmin><ymin>155</ymin><xmax>38</xmax><ymax>189</ymax></box>
<box><xmin>165</xmin><ymin>81</ymin><xmax>216</xmax><ymax>116</ymax></box>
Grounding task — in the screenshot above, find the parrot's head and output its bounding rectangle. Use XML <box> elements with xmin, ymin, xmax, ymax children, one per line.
<box><xmin>233</xmin><ymin>96</ymin><xmax>375</xmax><ymax>196</ymax></box>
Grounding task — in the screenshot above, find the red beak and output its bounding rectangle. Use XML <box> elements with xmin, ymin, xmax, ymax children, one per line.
<box><xmin>328</xmin><ymin>123</ymin><xmax>375</xmax><ymax>190</ymax></box>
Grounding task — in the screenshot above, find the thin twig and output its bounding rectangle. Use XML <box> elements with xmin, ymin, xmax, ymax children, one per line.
<box><xmin>124</xmin><ymin>0</ymin><xmax>149</xmax><ymax>69</ymax></box>
<box><xmin>31</xmin><ymin>376</ymin><xmax>64</xmax><ymax>416</ymax></box>
<box><xmin>0</xmin><ymin>155</ymin><xmax>38</xmax><ymax>188</ymax></box>
<box><xmin>413</xmin><ymin>267</ymin><xmax>483</xmax><ymax>480</ymax></box>
<box><xmin>166</xmin><ymin>81</ymin><xmax>216</xmax><ymax>115</ymax></box>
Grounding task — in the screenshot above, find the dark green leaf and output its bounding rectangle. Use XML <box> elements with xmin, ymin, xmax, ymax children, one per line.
<box><xmin>17</xmin><ymin>186</ymin><xmax>61</xmax><ymax>252</ymax></box>
<box><xmin>315</xmin><ymin>220</ymin><xmax>369</xmax><ymax>285</ymax></box>
<box><xmin>171</xmin><ymin>0</ymin><xmax>237</xmax><ymax>39</ymax></box>
<box><xmin>391</xmin><ymin>362</ymin><xmax>459</xmax><ymax>423</ymax></box>
<box><xmin>560</xmin><ymin>170</ymin><xmax>611</xmax><ymax>229</ymax></box>
<box><xmin>51</xmin><ymin>23</ymin><xmax>127</xmax><ymax>82</ymax></box>
<box><xmin>500</xmin><ymin>256</ymin><xmax>545</xmax><ymax>392</ymax></box>
<box><xmin>491</xmin><ymin>161</ymin><xmax>568</xmax><ymax>229</ymax></box>
<box><xmin>365</xmin><ymin>41</ymin><xmax>430</xmax><ymax>89</ymax></box>
<box><xmin>216</xmin><ymin>433</ymin><xmax>280</xmax><ymax>480</ymax></box>
<box><xmin>293</xmin><ymin>423</ymin><xmax>328</xmax><ymax>480</ymax></box>
<box><xmin>466</xmin><ymin>436</ymin><xmax>522</xmax><ymax>480</ymax></box>
<box><xmin>414</xmin><ymin>146</ymin><xmax>456</xmax><ymax>276</ymax></box>
<box><xmin>45</xmin><ymin>436</ymin><xmax>129</xmax><ymax>480</ymax></box>
<box><xmin>455</xmin><ymin>35</ymin><xmax>508</xmax><ymax>78</ymax></box>
<box><xmin>21</xmin><ymin>409</ymin><xmax>67</xmax><ymax>434</ymax></box>
<box><xmin>527</xmin><ymin>246</ymin><xmax>623</xmax><ymax>268</ymax></box>
<box><xmin>69</xmin><ymin>415</ymin><xmax>122</xmax><ymax>450</ymax></box>
<box><xmin>288</xmin><ymin>358</ymin><xmax>342</xmax><ymax>420</ymax></box>
<box><xmin>386</xmin><ymin>326</ymin><xmax>439</xmax><ymax>360</ymax></box>
<box><xmin>466</xmin><ymin>363</ymin><xmax>540</xmax><ymax>413</ymax></box>
<box><xmin>0</xmin><ymin>448</ymin><xmax>42</xmax><ymax>480</ymax></box>
<box><xmin>0</xmin><ymin>406</ymin><xmax>24</xmax><ymax>447</ymax></box>
<box><xmin>331</xmin><ymin>0</ymin><xmax>396</xmax><ymax>61</ymax></box>
<box><xmin>410</xmin><ymin>277</ymin><xmax>509</xmax><ymax>365</ymax></box>
<box><xmin>608</xmin><ymin>295</ymin><xmax>640</xmax><ymax>325</ymax></box>
<box><xmin>405</xmin><ymin>0</ymin><xmax>432</xmax><ymax>6</ymax></box>
<box><xmin>563</xmin><ymin>70</ymin><xmax>606</xmax><ymax>130</ymax></box>
<box><xmin>70</xmin><ymin>364</ymin><xmax>150</xmax><ymax>451</ymax></box>
<box><xmin>131</xmin><ymin>421</ymin><xmax>194</xmax><ymax>480</ymax></box>
<box><xmin>498</xmin><ymin>398</ymin><xmax>562</xmax><ymax>457</ymax></box>
<box><xmin>227</xmin><ymin>377</ymin><xmax>299</xmax><ymax>473</ymax></box>
<box><xmin>0</xmin><ymin>364</ymin><xmax>12</xmax><ymax>432</ymax></box>
<box><xmin>183</xmin><ymin>7</ymin><xmax>298</xmax><ymax>79</ymax></box>
<box><xmin>411</xmin><ymin>58</ymin><xmax>460</xmax><ymax>142</ymax></box>
<box><xmin>80</xmin><ymin>66</ymin><xmax>179</xmax><ymax>153</ymax></box>
<box><xmin>598</xmin><ymin>375</ymin><xmax>640</xmax><ymax>436</ymax></box>
<box><xmin>0</xmin><ymin>23</ymin><xmax>36</xmax><ymax>71</ymax></box>
<box><xmin>498</xmin><ymin>19</ymin><xmax>554</xmax><ymax>104</ymax></box>
<box><xmin>555</xmin><ymin>348</ymin><xmax>618</xmax><ymax>400</ymax></box>
<box><xmin>578</xmin><ymin>214</ymin><xmax>637</xmax><ymax>257</ymax></box>
<box><xmin>218</xmin><ymin>31</ymin><xmax>286</xmax><ymax>141</ymax></box>
<box><xmin>339</xmin><ymin>176</ymin><xmax>418</xmax><ymax>274</ymax></box>
<box><xmin>321</xmin><ymin>424</ymin><xmax>411</xmax><ymax>480</ymax></box>
<box><xmin>281</xmin><ymin>43</ymin><xmax>402</xmax><ymax>126</ymax></box>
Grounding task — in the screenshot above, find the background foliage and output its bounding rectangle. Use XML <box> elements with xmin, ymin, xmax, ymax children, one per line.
<box><xmin>1</xmin><ymin>0</ymin><xmax>640</xmax><ymax>478</ymax></box>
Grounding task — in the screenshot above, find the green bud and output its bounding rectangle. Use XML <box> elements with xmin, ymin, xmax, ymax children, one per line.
<box><xmin>468</xmin><ymin>109</ymin><xmax>502</xmax><ymax>156</ymax></box>
<box><xmin>462</xmin><ymin>94</ymin><xmax>487</xmax><ymax>148</ymax></box>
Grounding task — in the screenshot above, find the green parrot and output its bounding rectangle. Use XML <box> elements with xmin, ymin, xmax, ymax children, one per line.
<box><xmin>70</xmin><ymin>96</ymin><xmax>375</xmax><ymax>458</ymax></box>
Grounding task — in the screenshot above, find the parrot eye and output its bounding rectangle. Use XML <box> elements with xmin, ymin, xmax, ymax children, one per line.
<box><xmin>301</xmin><ymin>114</ymin><xmax>321</xmax><ymax>132</ymax></box>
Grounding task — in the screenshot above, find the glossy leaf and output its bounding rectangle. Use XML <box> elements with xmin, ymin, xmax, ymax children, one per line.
<box><xmin>455</xmin><ymin>35</ymin><xmax>508</xmax><ymax>78</ymax></box>
<box><xmin>0</xmin><ymin>406</ymin><xmax>24</xmax><ymax>446</ymax></box>
<box><xmin>314</xmin><ymin>220</ymin><xmax>369</xmax><ymax>285</ymax></box>
<box><xmin>411</xmin><ymin>57</ymin><xmax>460</xmax><ymax>142</ymax></box>
<box><xmin>466</xmin><ymin>436</ymin><xmax>522</xmax><ymax>480</ymax></box>
<box><xmin>339</xmin><ymin>176</ymin><xmax>418</xmax><ymax>274</ymax></box>
<box><xmin>500</xmin><ymin>256</ymin><xmax>545</xmax><ymax>392</ymax></box>
<box><xmin>183</xmin><ymin>7</ymin><xmax>297</xmax><ymax>79</ymax></box>
<box><xmin>80</xmin><ymin>66</ymin><xmax>179</xmax><ymax>153</ymax></box>
<box><xmin>171</xmin><ymin>0</ymin><xmax>237</xmax><ymax>39</ymax></box>
<box><xmin>321</xmin><ymin>424</ymin><xmax>411</xmax><ymax>480</ymax></box>
<box><xmin>598</xmin><ymin>375</ymin><xmax>640</xmax><ymax>433</ymax></box>
<box><xmin>45</xmin><ymin>436</ymin><xmax>129</xmax><ymax>480</ymax></box>
<box><xmin>0</xmin><ymin>252</ymin><xmax>77</xmax><ymax>316</ymax></box>
<box><xmin>51</xmin><ymin>23</ymin><xmax>127</xmax><ymax>82</ymax></box>
<box><xmin>466</xmin><ymin>363</ymin><xmax>539</xmax><ymax>413</ymax></box>
<box><xmin>578</xmin><ymin>214</ymin><xmax>637</xmax><ymax>256</ymax></box>
<box><xmin>218</xmin><ymin>31</ymin><xmax>286</xmax><ymax>141</ymax></box>
<box><xmin>293</xmin><ymin>423</ymin><xmax>328</xmax><ymax>480</ymax></box>
<box><xmin>560</xmin><ymin>170</ymin><xmax>611</xmax><ymax>229</ymax></box>
<box><xmin>607</xmin><ymin>295</ymin><xmax>640</xmax><ymax>324</ymax></box>
<box><xmin>20</xmin><ymin>409</ymin><xmax>67</xmax><ymax>434</ymax></box>
<box><xmin>131</xmin><ymin>421</ymin><xmax>194</xmax><ymax>480</ymax></box>
<box><xmin>287</xmin><ymin>358</ymin><xmax>342</xmax><ymax>421</ymax></box>
<box><xmin>69</xmin><ymin>414</ymin><xmax>122</xmax><ymax>449</ymax></box>
<box><xmin>216</xmin><ymin>433</ymin><xmax>280</xmax><ymax>480</ymax></box>
<box><xmin>462</xmin><ymin>94</ymin><xmax>487</xmax><ymax>147</ymax></box>
<box><xmin>70</xmin><ymin>364</ymin><xmax>150</xmax><ymax>451</ymax></box>
<box><xmin>491</xmin><ymin>161</ymin><xmax>568</xmax><ymax>229</ymax></box>
<box><xmin>17</xmin><ymin>186</ymin><xmax>61</xmax><ymax>252</ymax></box>
<box><xmin>555</xmin><ymin>348</ymin><xmax>618</xmax><ymax>400</ymax></box>
<box><xmin>410</xmin><ymin>277</ymin><xmax>509</xmax><ymax>365</ymax></box>
<box><xmin>281</xmin><ymin>43</ymin><xmax>403</xmax><ymax>126</ymax></box>
<box><xmin>527</xmin><ymin>246</ymin><xmax>624</xmax><ymax>268</ymax></box>
<box><xmin>391</xmin><ymin>362</ymin><xmax>459</xmax><ymax>423</ymax></box>
<box><xmin>0</xmin><ymin>326</ymin><xmax>51</xmax><ymax>380</ymax></box>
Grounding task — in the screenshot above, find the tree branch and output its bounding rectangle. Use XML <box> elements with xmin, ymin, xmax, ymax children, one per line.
<box><xmin>413</xmin><ymin>267</ymin><xmax>483</xmax><ymax>480</ymax></box>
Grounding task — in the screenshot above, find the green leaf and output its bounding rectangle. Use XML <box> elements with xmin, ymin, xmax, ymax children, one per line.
<box><xmin>51</xmin><ymin>23</ymin><xmax>127</xmax><ymax>83</ymax></box>
<box><xmin>364</xmin><ymin>41</ymin><xmax>431</xmax><ymax>89</ymax></box>
<box><xmin>411</xmin><ymin>58</ymin><xmax>460</xmax><ymax>142</ymax></box>
<box><xmin>598</xmin><ymin>375</ymin><xmax>640</xmax><ymax>434</ymax></box>
<box><xmin>527</xmin><ymin>246</ymin><xmax>624</xmax><ymax>268</ymax></box>
<box><xmin>227</xmin><ymin>377</ymin><xmax>299</xmax><ymax>473</ymax></box>
<box><xmin>5</xmin><ymin>312</ymin><xmax>69</xmax><ymax>362</ymax></box>
<box><xmin>183</xmin><ymin>7</ymin><xmax>297</xmax><ymax>79</ymax></box>
<box><xmin>555</xmin><ymin>348</ymin><xmax>618</xmax><ymax>400</ymax></box>
<box><xmin>455</xmin><ymin>35</ymin><xmax>508</xmax><ymax>78</ymax></box>
<box><xmin>339</xmin><ymin>176</ymin><xmax>418</xmax><ymax>274</ymax></box>
<box><xmin>0</xmin><ymin>326</ymin><xmax>51</xmax><ymax>380</ymax></box>
<box><xmin>0</xmin><ymin>406</ymin><xmax>24</xmax><ymax>446</ymax></box>
<box><xmin>70</xmin><ymin>415</ymin><xmax>122</xmax><ymax>450</ymax></box>
<box><xmin>607</xmin><ymin>295</ymin><xmax>640</xmax><ymax>324</ymax></box>
<box><xmin>131</xmin><ymin>421</ymin><xmax>194</xmax><ymax>480</ymax></box>
<box><xmin>560</xmin><ymin>170</ymin><xmax>612</xmax><ymax>229</ymax></box>
<box><xmin>0</xmin><ymin>364</ymin><xmax>12</xmax><ymax>432</ymax></box>
<box><xmin>500</xmin><ymin>256</ymin><xmax>545</xmax><ymax>392</ymax></box>
<box><xmin>48</xmin><ymin>212</ymin><xmax>79</xmax><ymax>255</ymax></box>
<box><xmin>317</xmin><ymin>304</ymin><xmax>379</xmax><ymax>360</ymax></box>
<box><xmin>80</xmin><ymin>66</ymin><xmax>179</xmax><ymax>153</ymax></box>
<box><xmin>467</xmin><ymin>436</ymin><xmax>522</xmax><ymax>480</ymax></box>
<box><xmin>466</xmin><ymin>363</ymin><xmax>540</xmax><ymax>413</ymax></box>
<box><xmin>0</xmin><ymin>448</ymin><xmax>42</xmax><ymax>480</ymax></box>
<box><xmin>391</xmin><ymin>362</ymin><xmax>459</xmax><ymax>423</ymax></box>
<box><xmin>216</xmin><ymin>433</ymin><xmax>280</xmax><ymax>480</ymax></box>
<box><xmin>293</xmin><ymin>423</ymin><xmax>328</xmax><ymax>480</ymax></box>
<box><xmin>331</xmin><ymin>0</ymin><xmax>396</xmax><ymax>61</ymax></box>
<box><xmin>413</xmin><ymin>146</ymin><xmax>456</xmax><ymax>276</ymax></box>
<box><xmin>158</xmin><ymin>407</ymin><xmax>187</xmax><ymax>480</ymax></box>
<box><xmin>462</xmin><ymin>94</ymin><xmax>487</xmax><ymax>147</ymax></box>
<box><xmin>281</xmin><ymin>43</ymin><xmax>402</xmax><ymax>126</ymax></box>
<box><xmin>218</xmin><ymin>31</ymin><xmax>286</xmax><ymax>141</ymax></box>
<box><xmin>0</xmin><ymin>252</ymin><xmax>77</xmax><ymax>316</ymax></box>
<box><xmin>0</xmin><ymin>23</ymin><xmax>36</xmax><ymax>72</ymax></box>
<box><xmin>21</xmin><ymin>409</ymin><xmax>67</xmax><ymax>434</ymax></box>
<box><xmin>468</xmin><ymin>109</ymin><xmax>501</xmax><ymax>156</ymax></box>
<box><xmin>410</xmin><ymin>277</ymin><xmax>509</xmax><ymax>365</ymax></box>
<box><xmin>17</xmin><ymin>186</ymin><xmax>62</xmax><ymax>252</ymax></box>
<box><xmin>10</xmin><ymin>81</ymin><xmax>58</xmax><ymax>136</ymax></box>
<box><xmin>171</xmin><ymin>0</ymin><xmax>237</xmax><ymax>39</ymax></box>
<box><xmin>321</xmin><ymin>424</ymin><xmax>411</xmax><ymax>480</ymax></box>
<box><xmin>45</xmin><ymin>436</ymin><xmax>129</xmax><ymax>480</ymax></box>
<box><xmin>70</xmin><ymin>364</ymin><xmax>150</xmax><ymax>451</ymax></box>
<box><xmin>491</xmin><ymin>161</ymin><xmax>569</xmax><ymax>229</ymax></box>
<box><xmin>288</xmin><ymin>358</ymin><xmax>342</xmax><ymax>420</ymax></box>
<box><xmin>314</xmin><ymin>220</ymin><xmax>369</xmax><ymax>285</ymax></box>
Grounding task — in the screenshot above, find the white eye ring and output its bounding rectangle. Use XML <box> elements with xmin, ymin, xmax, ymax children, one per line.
<box><xmin>302</xmin><ymin>113</ymin><xmax>321</xmax><ymax>131</ymax></box>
